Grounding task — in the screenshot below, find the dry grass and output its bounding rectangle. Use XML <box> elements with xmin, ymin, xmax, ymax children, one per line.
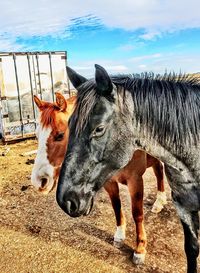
<box><xmin>0</xmin><ymin>140</ymin><xmax>199</xmax><ymax>273</ymax></box>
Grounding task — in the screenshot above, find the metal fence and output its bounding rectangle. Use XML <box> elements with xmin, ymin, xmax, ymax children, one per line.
<box><xmin>0</xmin><ymin>51</ymin><xmax>72</xmax><ymax>143</ymax></box>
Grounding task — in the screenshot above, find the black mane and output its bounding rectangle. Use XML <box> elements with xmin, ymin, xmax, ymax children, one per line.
<box><xmin>70</xmin><ymin>73</ymin><xmax>200</xmax><ymax>149</ymax></box>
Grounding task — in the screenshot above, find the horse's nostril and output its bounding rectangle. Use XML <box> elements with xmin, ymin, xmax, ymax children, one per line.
<box><xmin>66</xmin><ymin>201</ymin><xmax>71</xmax><ymax>212</ymax></box>
<box><xmin>41</xmin><ymin>177</ymin><xmax>48</xmax><ymax>188</ymax></box>
<box><xmin>66</xmin><ymin>200</ymin><xmax>78</xmax><ymax>214</ymax></box>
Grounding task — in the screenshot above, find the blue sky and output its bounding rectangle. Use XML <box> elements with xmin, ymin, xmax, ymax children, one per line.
<box><xmin>1</xmin><ymin>0</ymin><xmax>200</xmax><ymax>76</ymax></box>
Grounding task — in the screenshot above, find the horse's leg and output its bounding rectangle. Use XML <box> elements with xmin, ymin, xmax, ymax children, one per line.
<box><xmin>174</xmin><ymin>199</ymin><xmax>199</xmax><ymax>273</ymax></box>
<box><xmin>147</xmin><ymin>155</ymin><xmax>167</xmax><ymax>213</ymax></box>
<box><xmin>181</xmin><ymin>213</ymin><xmax>199</xmax><ymax>273</ymax></box>
<box><xmin>165</xmin><ymin>165</ymin><xmax>199</xmax><ymax>273</ymax></box>
<box><xmin>127</xmin><ymin>174</ymin><xmax>147</xmax><ymax>265</ymax></box>
<box><xmin>104</xmin><ymin>180</ymin><xmax>126</xmax><ymax>244</ymax></box>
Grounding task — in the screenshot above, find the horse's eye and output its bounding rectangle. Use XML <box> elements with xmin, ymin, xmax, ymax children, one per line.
<box><xmin>92</xmin><ymin>125</ymin><xmax>106</xmax><ymax>137</ymax></box>
<box><xmin>54</xmin><ymin>132</ymin><xmax>65</xmax><ymax>141</ymax></box>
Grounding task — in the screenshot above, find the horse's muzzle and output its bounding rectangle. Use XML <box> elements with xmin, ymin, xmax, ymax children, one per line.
<box><xmin>56</xmin><ymin>189</ymin><xmax>94</xmax><ymax>217</ymax></box>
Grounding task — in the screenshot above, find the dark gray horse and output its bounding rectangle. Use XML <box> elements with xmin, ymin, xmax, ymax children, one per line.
<box><xmin>57</xmin><ymin>65</ymin><xmax>200</xmax><ymax>273</ymax></box>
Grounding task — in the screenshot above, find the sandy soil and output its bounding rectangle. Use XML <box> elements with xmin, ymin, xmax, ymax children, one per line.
<box><xmin>0</xmin><ymin>140</ymin><xmax>199</xmax><ymax>273</ymax></box>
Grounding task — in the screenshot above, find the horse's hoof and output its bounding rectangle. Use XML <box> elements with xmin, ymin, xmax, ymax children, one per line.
<box><xmin>151</xmin><ymin>204</ymin><xmax>164</xmax><ymax>213</ymax></box>
<box><xmin>113</xmin><ymin>235</ymin><xmax>125</xmax><ymax>248</ymax></box>
<box><xmin>132</xmin><ymin>252</ymin><xmax>145</xmax><ymax>265</ymax></box>
<box><xmin>113</xmin><ymin>240</ymin><xmax>123</xmax><ymax>248</ymax></box>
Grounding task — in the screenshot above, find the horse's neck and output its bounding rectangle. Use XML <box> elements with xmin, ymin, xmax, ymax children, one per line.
<box><xmin>133</xmin><ymin>134</ymin><xmax>176</xmax><ymax>165</ymax></box>
<box><xmin>118</xmin><ymin>88</ymin><xmax>198</xmax><ymax>173</ymax></box>
<box><xmin>133</xmin><ymin>132</ymin><xmax>199</xmax><ymax>180</ymax></box>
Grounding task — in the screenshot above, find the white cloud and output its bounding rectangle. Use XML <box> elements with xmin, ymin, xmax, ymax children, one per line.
<box><xmin>68</xmin><ymin>51</ymin><xmax>200</xmax><ymax>76</ymax></box>
<box><xmin>72</xmin><ymin>66</ymin><xmax>92</xmax><ymax>71</ymax></box>
<box><xmin>66</xmin><ymin>51</ymin><xmax>200</xmax><ymax>78</ymax></box>
<box><xmin>1</xmin><ymin>0</ymin><xmax>200</xmax><ymax>74</ymax></box>
<box><xmin>105</xmin><ymin>65</ymin><xmax>128</xmax><ymax>71</ymax></box>
<box><xmin>127</xmin><ymin>52</ymin><xmax>200</xmax><ymax>74</ymax></box>
<box><xmin>129</xmin><ymin>53</ymin><xmax>162</xmax><ymax>62</ymax></box>
<box><xmin>69</xmin><ymin>59</ymin><xmax>128</xmax><ymax>77</ymax></box>
<box><xmin>138</xmin><ymin>64</ymin><xmax>147</xmax><ymax>69</ymax></box>
<box><xmin>0</xmin><ymin>0</ymin><xmax>200</xmax><ymax>41</ymax></box>
<box><xmin>139</xmin><ymin>30</ymin><xmax>162</xmax><ymax>40</ymax></box>
<box><xmin>117</xmin><ymin>44</ymin><xmax>135</xmax><ymax>51</ymax></box>
<box><xmin>148</xmin><ymin>53</ymin><xmax>200</xmax><ymax>74</ymax></box>
<box><xmin>0</xmin><ymin>36</ymin><xmax>27</xmax><ymax>51</ymax></box>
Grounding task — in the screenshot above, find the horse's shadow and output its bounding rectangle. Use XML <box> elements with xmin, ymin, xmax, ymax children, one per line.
<box><xmin>71</xmin><ymin>220</ymin><xmax>133</xmax><ymax>253</ymax></box>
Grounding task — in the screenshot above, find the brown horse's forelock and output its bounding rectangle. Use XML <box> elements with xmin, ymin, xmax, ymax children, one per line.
<box><xmin>40</xmin><ymin>104</ymin><xmax>60</xmax><ymax>131</ymax></box>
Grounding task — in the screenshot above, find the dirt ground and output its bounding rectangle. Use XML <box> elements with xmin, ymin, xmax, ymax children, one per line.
<box><xmin>0</xmin><ymin>139</ymin><xmax>199</xmax><ymax>273</ymax></box>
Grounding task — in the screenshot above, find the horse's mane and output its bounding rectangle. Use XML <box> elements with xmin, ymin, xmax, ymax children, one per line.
<box><xmin>70</xmin><ymin>73</ymin><xmax>200</xmax><ymax>149</ymax></box>
<box><xmin>69</xmin><ymin>80</ymin><xmax>99</xmax><ymax>134</ymax></box>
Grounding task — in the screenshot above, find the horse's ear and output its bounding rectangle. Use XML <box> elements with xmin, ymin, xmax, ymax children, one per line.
<box><xmin>95</xmin><ymin>64</ymin><xmax>113</xmax><ymax>96</ymax></box>
<box><xmin>34</xmin><ymin>95</ymin><xmax>45</xmax><ymax>110</ymax></box>
<box><xmin>66</xmin><ymin>66</ymin><xmax>87</xmax><ymax>89</ymax></box>
<box><xmin>55</xmin><ymin>92</ymin><xmax>67</xmax><ymax>112</ymax></box>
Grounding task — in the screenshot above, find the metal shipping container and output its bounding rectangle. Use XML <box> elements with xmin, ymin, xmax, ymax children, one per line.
<box><xmin>0</xmin><ymin>51</ymin><xmax>71</xmax><ymax>142</ymax></box>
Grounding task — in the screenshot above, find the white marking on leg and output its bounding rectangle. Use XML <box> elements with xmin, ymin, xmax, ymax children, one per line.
<box><xmin>151</xmin><ymin>191</ymin><xmax>167</xmax><ymax>213</ymax></box>
<box><xmin>114</xmin><ymin>224</ymin><xmax>126</xmax><ymax>242</ymax></box>
<box><xmin>31</xmin><ymin>126</ymin><xmax>54</xmax><ymax>193</ymax></box>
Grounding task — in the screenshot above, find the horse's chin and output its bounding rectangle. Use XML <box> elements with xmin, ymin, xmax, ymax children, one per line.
<box><xmin>83</xmin><ymin>196</ymin><xmax>94</xmax><ymax>216</ymax></box>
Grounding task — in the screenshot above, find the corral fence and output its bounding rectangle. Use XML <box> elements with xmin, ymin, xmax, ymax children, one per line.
<box><xmin>0</xmin><ymin>51</ymin><xmax>74</xmax><ymax>143</ymax></box>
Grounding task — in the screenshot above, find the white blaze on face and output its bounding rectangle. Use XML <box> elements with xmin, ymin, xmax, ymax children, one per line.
<box><xmin>31</xmin><ymin>124</ymin><xmax>54</xmax><ymax>194</ymax></box>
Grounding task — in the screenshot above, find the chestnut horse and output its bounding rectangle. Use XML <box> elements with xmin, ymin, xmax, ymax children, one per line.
<box><xmin>32</xmin><ymin>92</ymin><xmax>167</xmax><ymax>264</ymax></box>
<box><xmin>31</xmin><ymin>92</ymin><xmax>76</xmax><ymax>193</ymax></box>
